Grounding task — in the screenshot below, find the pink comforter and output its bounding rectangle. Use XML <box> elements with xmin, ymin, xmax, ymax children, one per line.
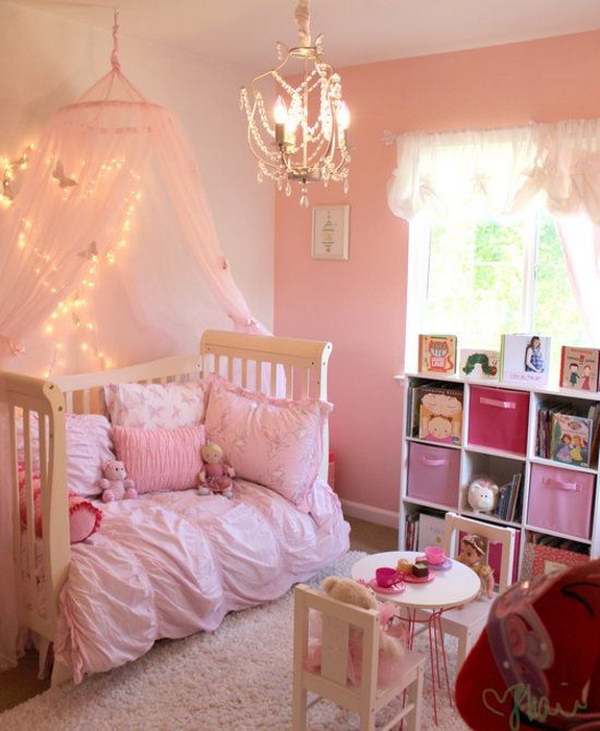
<box><xmin>55</xmin><ymin>479</ymin><xmax>349</xmax><ymax>683</ymax></box>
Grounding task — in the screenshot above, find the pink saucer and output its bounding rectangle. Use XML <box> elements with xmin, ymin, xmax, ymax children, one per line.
<box><xmin>416</xmin><ymin>555</ymin><xmax>452</xmax><ymax>571</ymax></box>
<box><xmin>368</xmin><ymin>578</ymin><xmax>406</xmax><ymax>595</ymax></box>
<box><xmin>399</xmin><ymin>571</ymin><xmax>434</xmax><ymax>584</ymax></box>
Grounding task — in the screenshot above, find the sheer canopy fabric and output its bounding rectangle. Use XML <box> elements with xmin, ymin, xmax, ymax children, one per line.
<box><xmin>387</xmin><ymin>118</ymin><xmax>600</xmax><ymax>223</ymax></box>
<box><xmin>0</xmin><ymin>63</ymin><xmax>267</xmax><ymax>669</ymax></box>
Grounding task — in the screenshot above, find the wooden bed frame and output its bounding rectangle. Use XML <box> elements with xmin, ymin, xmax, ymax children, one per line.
<box><xmin>2</xmin><ymin>329</ymin><xmax>332</xmax><ymax>686</ymax></box>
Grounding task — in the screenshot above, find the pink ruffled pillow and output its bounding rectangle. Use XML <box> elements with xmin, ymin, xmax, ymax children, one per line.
<box><xmin>104</xmin><ymin>381</ymin><xmax>208</xmax><ymax>430</ymax></box>
<box><xmin>111</xmin><ymin>424</ymin><xmax>206</xmax><ymax>494</ymax></box>
<box><xmin>204</xmin><ymin>375</ymin><xmax>331</xmax><ymax>511</ymax></box>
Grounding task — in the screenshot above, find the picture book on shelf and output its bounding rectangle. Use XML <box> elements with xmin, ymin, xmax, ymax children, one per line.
<box><xmin>460</xmin><ymin>349</ymin><xmax>500</xmax><ymax>380</ymax></box>
<box><xmin>559</xmin><ymin>346</ymin><xmax>600</xmax><ymax>392</ymax></box>
<box><xmin>499</xmin><ymin>334</ymin><xmax>551</xmax><ymax>387</ymax></box>
<box><xmin>418</xmin><ymin>334</ymin><xmax>457</xmax><ymax>375</ymax></box>
<box><xmin>550</xmin><ymin>412</ymin><xmax>592</xmax><ymax>468</ymax></box>
<box><xmin>417</xmin><ymin>384</ymin><xmax>463</xmax><ymax>445</ymax></box>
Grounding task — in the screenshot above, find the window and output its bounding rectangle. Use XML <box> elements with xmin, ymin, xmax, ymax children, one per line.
<box><xmin>406</xmin><ymin>210</ymin><xmax>588</xmax><ymax>379</ymax></box>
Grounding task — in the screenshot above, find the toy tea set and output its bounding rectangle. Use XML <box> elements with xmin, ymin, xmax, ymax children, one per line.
<box><xmin>369</xmin><ymin>546</ymin><xmax>450</xmax><ymax>595</ymax></box>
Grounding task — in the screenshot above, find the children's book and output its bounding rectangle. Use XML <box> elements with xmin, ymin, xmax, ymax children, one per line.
<box><xmin>559</xmin><ymin>346</ymin><xmax>600</xmax><ymax>392</ymax></box>
<box><xmin>499</xmin><ymin>334</ymin><xmax>551</xmax><ymax>387</ymax></box>
<box><xmin>417</xmin><ymin>385</ymin><xmax>463</xmax><ymax>445</ymax></box>
<box><xmin>418</xmin><ymin>334</ymin><xmax>457</xmax><ymax>376</ymax></box>
<box><xmin>460</xmin><ymin>349</ymin><xmax>500</xmax><ymax>380</ymax></box>
<box><xmin>550</xmin><ymin>412</ymin><xmax>592</xmax><ymax>468</ymax></box>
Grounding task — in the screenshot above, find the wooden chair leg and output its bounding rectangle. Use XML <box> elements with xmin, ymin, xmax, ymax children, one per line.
<box><xmin>292</xmin><ymin>684</ymin><xmax>307</xmax><ymax>731</ymax></box>
<box><xmin>359</xmin><ymin>709</ymin><xmax>376</xmax><ymax>731</ymax></box>
<box><xmin>404</xmin><ymin>665</ymin><xmax>424</xmax><ymax>731</ymax></box>
<box><xmin>455</xmin><ymin>630</ymin><xmax>469</xmax><ymax>672</ymax></box>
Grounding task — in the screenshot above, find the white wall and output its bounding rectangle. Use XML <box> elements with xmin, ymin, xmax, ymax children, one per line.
<box><xmin>0</xmin><ymin>1</ymin><xmax>273</xmax><ymax>374</ymax></box>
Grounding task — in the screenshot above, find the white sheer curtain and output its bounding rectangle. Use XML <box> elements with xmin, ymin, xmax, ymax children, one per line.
<box><xmin>387</xmin><ymin>118</ymin><xmax>600</xmax><ymax>223</ymax></box>
<box><xmin>386</xmin><ymin>117</ymin><xmax>600</xmax><ymax>345</ymax></box>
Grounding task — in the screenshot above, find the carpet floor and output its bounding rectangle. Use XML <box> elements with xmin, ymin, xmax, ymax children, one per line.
<box><xmin>0</xmin><ymin>551</ymin><xmax>469</xmax><ymax>730</ymax></box>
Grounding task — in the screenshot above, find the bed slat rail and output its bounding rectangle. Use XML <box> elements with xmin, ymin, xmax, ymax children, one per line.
<box><xmin>53</xmin><ymin>354</ymin><xmax>201</xmax><ymax>414</ymax></box>
<box><xmin>2</xmin><ymin>373</ymin><xmax>70</xmax><ymax>642</ymax></box>
<box><xmin>200</xmin><ymin>330</ymin><xmax>331</xmax><ymax>402</ymax></box>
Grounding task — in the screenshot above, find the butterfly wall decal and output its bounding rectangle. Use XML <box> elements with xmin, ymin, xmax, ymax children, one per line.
<box><xmin>52</xmin><ymin>161</ymin><xmax>77</xmax><ymax>188</ymax></box>
<box><xmin>78</xmin><ymin>241</ymin><xmax>98</xmax><ymax>260</ymax></box>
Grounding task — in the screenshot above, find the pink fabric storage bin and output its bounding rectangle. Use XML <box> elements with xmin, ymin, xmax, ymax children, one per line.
<box><xmin>468</xmin><ymin>386</ymin><xmax>529</xmax><ymax>455</ymax></box>
<box><xmin>407</xmin><ymin>442</ymin><xmax>459</xmax><ymax>508</ymax></box>
<box><xmin>527</xmin><ymin>464</ymin><xmax>595</xmax><ymax>539</ymax></box>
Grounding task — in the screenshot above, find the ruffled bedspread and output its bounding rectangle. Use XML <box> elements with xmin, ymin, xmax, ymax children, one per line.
<box><xmin>54</xmin><ymin>479</ymin><xmax>349</xmax><ymax>683</ymax></box>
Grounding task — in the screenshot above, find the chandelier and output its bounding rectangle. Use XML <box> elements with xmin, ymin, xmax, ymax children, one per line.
<box><xmin>240</xmin><ymin>0</ymin><xmax>351</xmax><ymax>207</ymax></box>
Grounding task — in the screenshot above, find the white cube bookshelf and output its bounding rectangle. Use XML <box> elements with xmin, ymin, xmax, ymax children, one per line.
<box><xmin>397</xmin><ymin>372</ymin><xmax>600</xmax><ymax>578</ymax></box>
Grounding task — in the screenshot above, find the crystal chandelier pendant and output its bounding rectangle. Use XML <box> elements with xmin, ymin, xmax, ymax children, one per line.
<box><xmin>241</xmin><ymin>0</ymin><xmax>351</xmax><ymax>206</ymax></box>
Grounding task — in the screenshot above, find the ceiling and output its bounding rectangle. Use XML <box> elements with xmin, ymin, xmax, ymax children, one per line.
<box><xmin>7</xmin><ymin>0</ymin><xmax>600</xmax><ymax>71</ymax></box>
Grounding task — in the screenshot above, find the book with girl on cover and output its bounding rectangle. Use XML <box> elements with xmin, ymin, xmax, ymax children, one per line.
<box><xmin>550</xmin><ymin>413</ymin><xmax>592</xmax><ymax>468</ymax></box>
<box><xmin>499</xmin><ymin>334</ymin><xmax>551</xmax><ymax>387</ymax></box>
<box><xmin>559</xmin><ymin>346</ymin><xmax>600</xmax><ymax>392</ymax></box>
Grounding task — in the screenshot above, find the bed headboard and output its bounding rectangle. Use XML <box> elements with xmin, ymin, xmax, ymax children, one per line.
<box><xmin>199</xmin><ymin>329</ymin><xmax>332</xmax><ymax>402</ymax></box>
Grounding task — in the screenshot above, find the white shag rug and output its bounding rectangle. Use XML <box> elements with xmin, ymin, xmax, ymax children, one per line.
<box><xmin>0</xmin><ymin>552</ymin><xmax>469</xmax><ymax>730</ymax></box>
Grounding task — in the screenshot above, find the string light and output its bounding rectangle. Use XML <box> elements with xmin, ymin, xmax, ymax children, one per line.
<box><xmin>3</xmin><ymin>142</ymin><xmax>143</xmax><ymax>376</ymax></box>
<box><xmin>1</xmin><ymin>144</ymin><xmax>33</xmax><ymax>206</ymax></box>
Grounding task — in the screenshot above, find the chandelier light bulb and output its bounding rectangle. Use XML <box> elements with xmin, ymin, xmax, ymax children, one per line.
<box><xmin>273</xmin><ymin>96</ymin><xmax>288</xmax><ymax>125</ymax></box>
<box><xmin>337</xmin><ymin>101</ymin><xmax>350</xmax><ymax>131</ymax></box>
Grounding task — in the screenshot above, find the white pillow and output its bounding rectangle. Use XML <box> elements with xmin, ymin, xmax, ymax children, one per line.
<box><xmin>17</xmin><ymin>412</ymin><xmax>115</xmax><ymax>497</ymax></box>
<box><xmin>104</xmin><ymin>380</ymin><xmax>208</xmax><ymax>430</ymax></box>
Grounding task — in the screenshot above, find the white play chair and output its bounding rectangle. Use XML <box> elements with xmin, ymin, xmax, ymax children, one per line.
<box><xmin>292</xmin><ymin>584</ymin><xmax>425</xmax><ymax>731</ymax></box>
<box><xmin>438</xmin><ymin>511</ymin><xmax>516</xmax><ymax>670</ymax></box>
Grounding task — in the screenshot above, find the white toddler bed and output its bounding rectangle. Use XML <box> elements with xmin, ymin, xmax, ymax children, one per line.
<box><xmin>4</xmin><ymin>330</ymin><xmax>349</xmax><ymax>685</ymax></box>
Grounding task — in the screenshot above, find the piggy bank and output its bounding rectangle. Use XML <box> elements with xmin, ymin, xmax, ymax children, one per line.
<box><xmin>466</xmin><ymin>477</ymin><xmax>498</xmax><ymax>514</ymax></box>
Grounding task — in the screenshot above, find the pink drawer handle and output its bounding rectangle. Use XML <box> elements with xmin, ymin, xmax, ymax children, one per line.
<box><xmin>479</xmin><ymin>396</ymin><xmax>516</xmax><ymax>410</ymax></box>
<box><xmin>543</xmin><ymin>477</ymin><xmax>580</xmax><ymax>492</ymax></box>
<box><xmin>421</xmin><ymin>457</ymin><xmax>446</xmax><ymax>467</ymax></box>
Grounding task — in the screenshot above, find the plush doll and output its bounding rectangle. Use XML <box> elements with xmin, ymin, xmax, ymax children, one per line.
<box><xmin>456</xmin><ymin>559</ymin><xmax>600</xmax><ymax>730</ymax></box>
<box><xmin>97</xmin><ymin>460</ymin><xmax>138</xmax><ymax>502</ymax></box>
<box><xmin>306</xmin><ymin>576</ymin><xmax>407</xmax><ymax>688</ymax></box>
<box><xmin>457</xmin><ymin>533</ymin><xmax>495</xmax><ymax>599</ymax></box>
<box><xmin>197</xmin><ymin>442</ymin><xmax>235</xmax><ymax>499</ymax></box>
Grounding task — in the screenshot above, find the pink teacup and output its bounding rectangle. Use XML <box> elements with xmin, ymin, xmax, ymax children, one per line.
<box><xmin>375</xmin><ymin>567</ymin><xmax>400</xmax><ymax>588</ymax></box>
<box><xmin>424</xmin><ymin>545</ymin><xmax>446</xmax><ymax>565</ymax></box>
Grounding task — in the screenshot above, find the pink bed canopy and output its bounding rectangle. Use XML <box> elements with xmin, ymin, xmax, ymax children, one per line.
<box><xmin>0</xmin><ymin>19</ymin><xmax>267</xmax><ymax>669</ymax></box>
<box><xmin>0</xmin><ymin>18</ymin><xmax>267</xmax><ymax>367</ymax></box>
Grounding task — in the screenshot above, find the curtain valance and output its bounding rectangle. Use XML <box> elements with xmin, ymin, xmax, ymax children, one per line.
<box><xmin>387</xmin><ymin>118</ymin><xmax>600</xmax><ymax>223</ymax></box>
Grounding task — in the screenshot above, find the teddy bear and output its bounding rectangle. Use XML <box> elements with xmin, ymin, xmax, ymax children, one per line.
<box><xmin>305</xmin><ymin>576</ymin><xmax>407</xmax><ymax>688</ymax></box>
<box><xmin>97</xmin><ymin>460</ymin><xmax>138</xmax><ymax>502</ymax></box>
<box><xmin>197</xmin><ymin>442</ymin><xmax>235</xmax><ymax>499</ymax></box>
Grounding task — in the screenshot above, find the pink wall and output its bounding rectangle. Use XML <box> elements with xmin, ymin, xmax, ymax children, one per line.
<box><xmin>274</xmin><ymin>31</ymin><xmax>600</xmax><ymax>522</ymax></box>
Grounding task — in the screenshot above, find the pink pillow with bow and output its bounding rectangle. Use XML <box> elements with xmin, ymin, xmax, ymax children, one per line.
<box><xmin>111</xmin><ymin>424</ymin><xmax>206</xmax><ymax>494</ymax></box>
<box><xmin>204</xmin><ymin>375</ymin><xmax>331</xmax><ymax>511</ymax></box>
<box><xmin>104</xmin><ymin>380</ymin><xmax>208</xmax><ymax>430</ymax></box>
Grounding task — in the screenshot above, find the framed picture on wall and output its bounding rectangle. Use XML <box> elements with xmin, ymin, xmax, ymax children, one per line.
<box><xmin>311</xmin><ymin>204</ymin><xmax>350</xmax><ymax>260</ymax></box>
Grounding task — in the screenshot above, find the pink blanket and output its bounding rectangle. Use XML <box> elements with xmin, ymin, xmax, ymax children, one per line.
<box><xmin>54</xmin><ymin>479</ymin><xmax>349</xmax><ymax>683</ymax></box>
